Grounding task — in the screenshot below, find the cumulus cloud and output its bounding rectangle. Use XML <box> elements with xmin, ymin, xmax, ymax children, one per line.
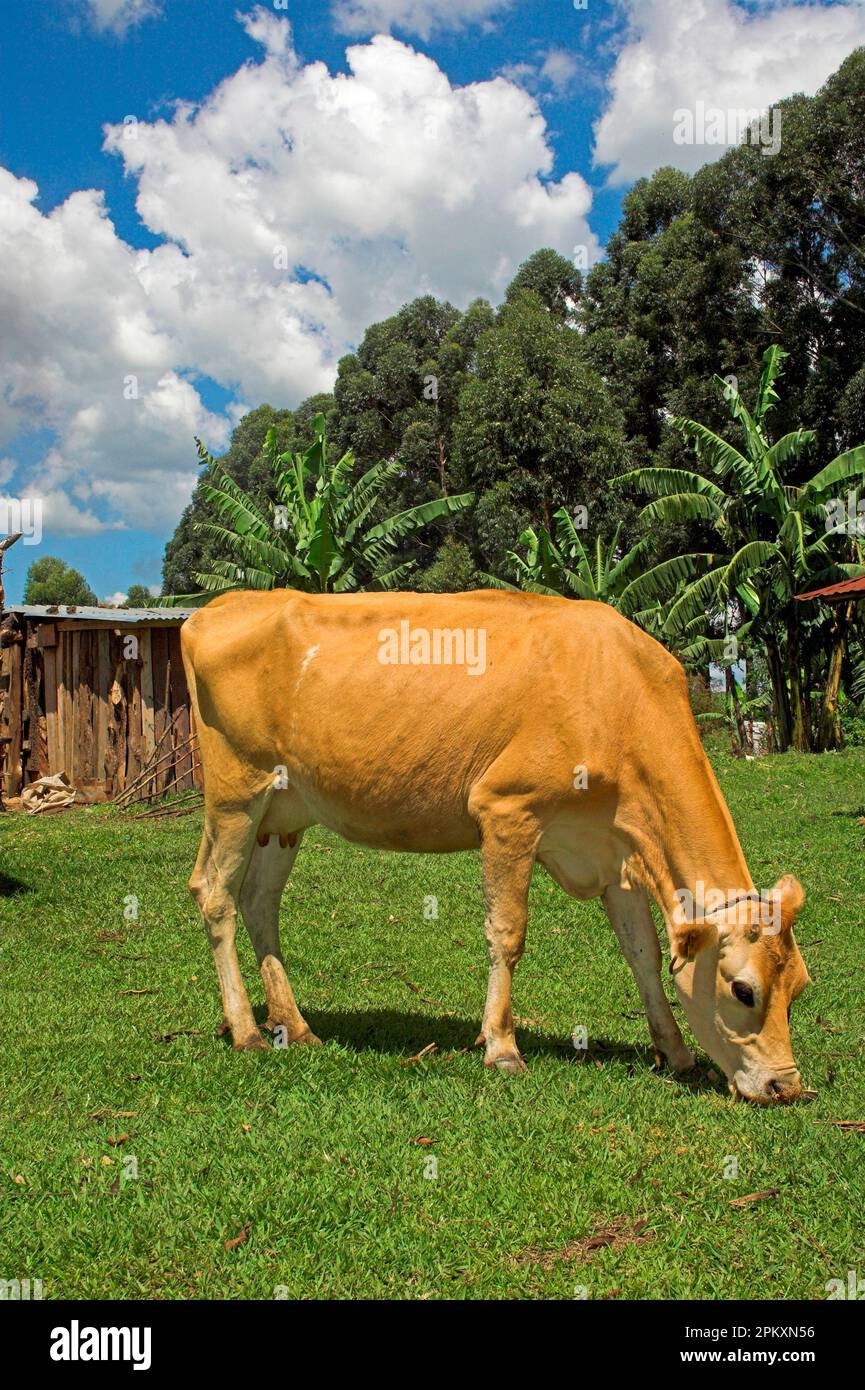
<box><xmin>104</xmin><ymin>16</ymin><xmax>597</xmax><ymax>354</ymax></box>
<box><xmin>332</xmin><ymin>0</ymin><xmax>513</xmax><ymax>40</ymax></box>
<box><xmin>81</xmin><ymin>0</ymin><xmax>162</xmax><ymax>37</ymax></box>
<box><xmin>593</xmin><ymin>0</ymin><xmax>865</xmax><ymax>184</ymax></box>
<box><xmin>0</xmin><ymin>10</ymin><xmax>597</xmax><ymax>535</ymax></box>
<box><xmin>0</xmin><ymin>170</ymin><xmax>231</xmax><ymax>532</ymax></box>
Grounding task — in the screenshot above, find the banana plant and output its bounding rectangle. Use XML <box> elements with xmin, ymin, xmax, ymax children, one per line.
<box><xmin>612</xmin><ymin>345</ymin><xmax>865</xmax><ymax>750</ymax></box>
<box><xmin>164</xmin><ymin>414</ymin><xmax>473</xmax><ymax>602</ymax></box>
<box><xmin>481</xmin><ymin>507</ymin><xmax>652</xmax><ymax>610</ymax></box>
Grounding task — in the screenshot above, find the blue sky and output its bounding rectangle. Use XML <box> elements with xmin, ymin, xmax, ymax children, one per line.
<box><xmin>1</xmin><ymin>0</ymin><xmax>863</xmax><ymax>603</ymax></box>
<box><xmin>0</xmin><ymin>1</ymin><xmax>623</xmax><ymax>245</ymax></box>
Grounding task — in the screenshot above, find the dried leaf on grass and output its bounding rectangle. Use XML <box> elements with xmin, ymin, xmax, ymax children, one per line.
<box><xmin>401</xmin><ymin>978</ymin><xmax>438</xmax><ymax>1005</ymax></box>
<box><xmin>511</xmin><ymin>1216</ymin><xmax>654</xmax><ymax>1270</ymax></box>
<box><xmin>224</xmin><ymin>1221</ymin><xmax>251</xmax><ymax>1251</ymax></box>
<box><xmin>728</xmin><ymin>1188</ymin><xmax>780</xmax><ymax>1207</ymax></box>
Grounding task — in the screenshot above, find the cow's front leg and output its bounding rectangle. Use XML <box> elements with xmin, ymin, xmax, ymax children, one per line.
<box><xmin>603</xmin><ymin>884</ymin><xmax>694</xmax><ymax>1073</ymax></box>
<box><xmin>474</xmin><ymin>821</ymin><xmax>536</xmax><ymax>1075</ymax></box>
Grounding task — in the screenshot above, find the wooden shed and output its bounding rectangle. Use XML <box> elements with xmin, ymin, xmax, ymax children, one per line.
<box><xmin>0</xmin><ymin>604</ymin><xmax>200</xmax><ymax>803</ymax></box>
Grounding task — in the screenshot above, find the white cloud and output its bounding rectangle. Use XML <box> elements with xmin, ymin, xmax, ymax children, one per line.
<box><xmin>0</xmin><ymin>12</ymin><xmax>598</xmax><ymax>537</ymax></box>
<box><xmin>539</xmin><ymin>50</ymin><xmax>580</xmax><ymax>95</ymax></box>
<box><xmin>103</xmin><ymin>590</ymin><xmax>128</xmax><ymax>606</ymax></box>
<box><xmin>594</xmin><ymin>0</ymin><xmax>865</xmax><ymax>184</ymax></box>
<box><xmin>82</xmin><ymin>0</ymin><xmax>162</xmax><ymax>36</ymax></box>
<box><xmin>238</xmin><ymin>5</ymin><xmax>295</xmax><ymax>56</ymax></box>
<box><xmin>103</xmin><ymin>15</ymin><xmax>597</xmax><ymax>344</ymax></box>
<box><xmin>1</xmin><ymin>13</ymin><xmax>596</xmax><ymax>537</ymax></box>
<box><xmin>0</xmin><ymin>170</ymin><xmax>231</xmax><ymax>533</ymax></box>
<box><xmin>501</xmin><ymin>47</ymin><xmax>581</xmax><ymax>98</ymax></box>
<box><xmin>332</xmin><ymin>0</ymin><xmax>512</xmax><ymax>40</ymax></box>
<box><xmin>6</xmin><ymin>488</ymin><xmax>107</xmax><ymax>539</ymax></box>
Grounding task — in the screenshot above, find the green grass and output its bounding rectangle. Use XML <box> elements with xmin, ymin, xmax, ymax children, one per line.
<box><xmin>2</xmin><ymin>751</ymin><xmax>864</xmax><ymax>1300</ymax></box>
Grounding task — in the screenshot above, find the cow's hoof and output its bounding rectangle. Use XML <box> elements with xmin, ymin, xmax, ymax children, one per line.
<box><xmin>485</xmin><ymin>1053</ymin><xmax>527</xmax><ymax>1075</ymax></box>
<box><xmin>655</xmin><ymin>1045</ymin><xmax>695</xmax><ymax>1074</ymax></box>
<box><xmin>233</xmin><ymin>1030</ymin><xmax>269</xmax><ymax>1051</ymax></box>
<box><xmin>265</xmin><ymin>1020</ymin><xmax>323</xmax><ymax>1046</ymax></box>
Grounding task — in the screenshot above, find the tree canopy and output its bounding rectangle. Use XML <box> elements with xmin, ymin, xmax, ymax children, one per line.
<box><xmin>24</xmin><ymin>556</ymin><xmax>97</xmax><ymax>607</ymax></box>
<box><xmin>155</xmin><ymin>50</ymin><xmax>865</xmax><ymax>751</ymax></box>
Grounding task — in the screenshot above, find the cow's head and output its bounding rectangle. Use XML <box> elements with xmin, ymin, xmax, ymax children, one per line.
<box><xmin>670</xmin><ymin>876</ymin><xmax>810</xmax><ymax>1103</ymax></box>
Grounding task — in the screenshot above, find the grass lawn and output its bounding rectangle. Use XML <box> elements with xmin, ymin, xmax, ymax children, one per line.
<box><xmin>2</xmin><ymin>750</ymin><xmax>864</xmax><ymax>1300</ymax></box>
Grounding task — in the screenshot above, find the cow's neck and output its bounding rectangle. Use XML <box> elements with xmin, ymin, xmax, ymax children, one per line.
<box><xmin>626</xmin><ymin>751</ymin><xmax>754</xmax><ymax>925</ymax></box>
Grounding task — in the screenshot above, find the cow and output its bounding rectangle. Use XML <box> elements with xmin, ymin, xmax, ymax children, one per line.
<box><xmin>181</xmin><ymin>588</ymin><xmax>811</xmax><ymax>1103</ymax></box>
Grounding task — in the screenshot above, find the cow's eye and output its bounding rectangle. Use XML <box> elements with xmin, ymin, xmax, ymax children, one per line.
<box><xmin>732</xmin><ymin>981</ymin><xmax>755</xmax><ymax>1007</ymax></box>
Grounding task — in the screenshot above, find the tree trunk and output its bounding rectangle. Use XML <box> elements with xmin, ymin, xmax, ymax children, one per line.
<box><xmin>434</xmin><ymin>397</ymin><xmax>448</xmax><ymax>497</ymax></box>
<box><xmin>787</xmin><ymin>621</ymin><xmax>811</xmax><ymax>753</ymax></box>
<box><xmin>726</xmin><ymin>667</ymin><xmax>748</xmax><ymax>752</ymax></box>
<box><xmin>765</xmin><ymin>635</ymin><xmax>792</xmax><ymax>752</ymax></box>
<box><xmin>437</xmin><ymin>435</ymin><xmax>448</xmax><ymax>497</ymax></box>
<box><xmin>817</xmin><ymin>601</ymin><xmax>853</xmax><ymax>751</ymax></box>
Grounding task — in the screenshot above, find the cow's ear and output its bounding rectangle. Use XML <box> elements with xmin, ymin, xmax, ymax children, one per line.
<box><xmin>671</xmin><ymin>919</ymin><xmax>715</xmax><ymax>970</ymax></box>
<box><xmin>768</xmin><ymin>875</ymin><xmax>805</xmax><ymax>932</ymax></box>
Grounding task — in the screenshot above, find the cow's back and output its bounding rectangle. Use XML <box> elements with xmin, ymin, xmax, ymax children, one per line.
<box><xmin>182</xmin><ymin>589</ymin><xmax>688</xmax><ymax>847</ymax></box>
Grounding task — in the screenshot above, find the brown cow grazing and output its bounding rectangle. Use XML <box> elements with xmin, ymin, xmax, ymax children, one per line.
<box><xmin>181</xmin><ymin>589</ymin><xmax>810</xmax><ymax>1104</ymax></box>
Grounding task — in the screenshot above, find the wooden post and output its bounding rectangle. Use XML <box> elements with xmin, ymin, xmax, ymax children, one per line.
<box><xmin>3</xmin><ymin>639</ymin><xmax>23</xmax><ymax>798</ymax></box>
<box><xmin>0</xmin><ymin>533</ymin><xmax>22</xmax><ymax>806</ymax></box>
<box><xmin>140</xmin><ymin>630</ymin><xmax>155</xmax><ymax>790</ymax></box>
<box><xmin>96</xmin><ymin>632</ymin><xmax>110</xmax><ymax>790</ymax></box>
<box><xmin>44</xmin><ymin>641</ymin><xmax>59</xmax><ymax>773</ymax></box>
<box><xmin>0</xmin><ymin>532</ymin><xmax>22</xmax><ymax>613</ymax></box>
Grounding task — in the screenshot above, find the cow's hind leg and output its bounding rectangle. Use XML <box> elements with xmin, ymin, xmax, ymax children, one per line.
<box><xmin>474</xmin><ymin>819</ymin><xmax>537</xmax><ymax>1075</ymax></box>
<box><xmin>190</xmin><ymin>807</ymin><xmax>266</xmax><ymax>1051</ymax></box>
<box><xmin>239</xmin><ymin>832</ymin><xmax>321</xmax><ymax>1046</ymax></box>
<box><xmin>603</xmin><ymin>884</ymin><xmax>694</xmax><ymax>1073</ymax></box>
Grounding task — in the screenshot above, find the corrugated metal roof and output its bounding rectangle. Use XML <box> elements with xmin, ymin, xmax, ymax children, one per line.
<box><xmin>4</xmin><ymin>603</ymin><xmax>194</xmax><ymax>623</ymax></box>
<box><xmin>796</xmin><ymin>576</ymin><xmax>865</xmax><ymax>602</ymax></box>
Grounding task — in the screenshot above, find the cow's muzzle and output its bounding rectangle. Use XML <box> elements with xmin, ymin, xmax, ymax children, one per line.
<box><xmin>732</xmin><ymin>1067</ymin><xmax>803</xmax><ymax>1105</ymax></box>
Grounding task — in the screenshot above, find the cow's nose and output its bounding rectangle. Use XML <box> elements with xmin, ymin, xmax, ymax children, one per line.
<box><xmin>767</xmin><ymin>1075</ymin><xmax>800</xmax><ymax>1102</ymax></box>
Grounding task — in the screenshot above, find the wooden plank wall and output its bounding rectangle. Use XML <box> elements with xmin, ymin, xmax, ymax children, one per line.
<box><xmin>0</xmin><ymin>635</ymin><xmax>24</xmax><ymax>798</ymax></box>
<box><xmin>3</xmin><ymin>620</ymin><xmax>200</xmax><ymax>799</ymax></box>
